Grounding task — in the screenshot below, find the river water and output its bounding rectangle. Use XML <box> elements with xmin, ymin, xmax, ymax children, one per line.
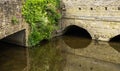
<box><xmin>0</xmin><ymin>36</ymin><xmax>120</xmax><ymax>71</ymax></box>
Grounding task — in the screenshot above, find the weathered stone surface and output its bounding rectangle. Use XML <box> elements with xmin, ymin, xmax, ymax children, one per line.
<box><xmin>60</xmin><ymin>0</ymin><xmax>120</xmax><ymax>41</ymax></box>
<box><xmin>0</xmin><ymin>0</ymin><xmax>29</xmax><ymax>46</ymax></box>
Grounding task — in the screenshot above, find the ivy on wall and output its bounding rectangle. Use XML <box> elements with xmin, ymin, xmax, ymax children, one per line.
<box><xmin>22</xmin><ymin>0</ymin><xmax>61</xmax><ymax>46</ymax></box>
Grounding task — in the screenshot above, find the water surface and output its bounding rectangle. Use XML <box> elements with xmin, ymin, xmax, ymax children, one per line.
<box><xmin>0</xmin><ymin>36</ymin><xmax>120</xmax><ymax>71</ymax></box>
<box><xmin>0</xmin><ymin>42</ymin><xmax>27</xmax><ymax>71</ymax></box>
<box><xmin>29</xmin><ymin>36</ymin><xmax>120</xmax><ymax>71</ymax></box>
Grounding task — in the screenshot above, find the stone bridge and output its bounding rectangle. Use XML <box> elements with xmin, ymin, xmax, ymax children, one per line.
<box><xmin>60</xmin><ymin>0</ymin><xmax>120</xmax><ymax>41</ymax></box>
<box><xmin>0</xmin><ymin>0</ymin><xmax>29</xmax><ymax>46</ymax></box>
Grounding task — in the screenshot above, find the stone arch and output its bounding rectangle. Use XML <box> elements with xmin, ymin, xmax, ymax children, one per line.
<box><xmin>62</xmin><ymin>25</ymin><xmax>92</xmax><ymax>39</ymax></box>
<box><xmin>1</xmin><ymin>29</ymin><xmax>27</xmax><ymax>47</ymax></box>
<box><xmin>109</xmin><ymin>34</ymin><xmax>120</xmax><ymax>42</ymax></box>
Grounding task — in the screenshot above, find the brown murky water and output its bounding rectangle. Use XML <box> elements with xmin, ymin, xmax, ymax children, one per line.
<box><xmin>0</xmin><ymin>42</ymin><xmax>27</xmax><ymax>71</ymax></box>
<box><xmin>0</xmin><ymin>36</ymin><xmax>120</xmax><ymax>71</ymax></box>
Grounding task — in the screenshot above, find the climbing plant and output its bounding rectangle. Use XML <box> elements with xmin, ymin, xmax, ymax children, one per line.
<box><xmin>22</xmin><ymin>0</ymin><xmax>61</xmax><ymax>46</ymax></box>
<box><xmin>11</xmin><ymin>16</ymin><xmax>19</xmax><ymax>24</ymax></box>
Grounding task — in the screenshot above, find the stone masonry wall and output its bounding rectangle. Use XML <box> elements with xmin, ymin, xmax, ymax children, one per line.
<box><xmin>0</xmin><ymin>0</ymin><xmax>29</xmax><ymax>46</ymax></box>
<box><xmin>61</xmin><ymin>0</ymin><xmax>120</xmax><ymax>17</ymax></box>
<box><xmin>60</xmin><ymin>0</ymin><xmax>120</xmax><ymax>41</ymax></box>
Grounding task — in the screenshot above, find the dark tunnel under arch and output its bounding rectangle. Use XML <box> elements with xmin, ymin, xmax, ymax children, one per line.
<box><xmin>110</xmin><ymin>35</ymin><xmax>120</xmax><ymax>42</ymax></box>
<box><xmin>62</xmin><ymin>25</ymin><xmax>92</xmax><ymax>39</ymax></box>
<box><xmin>109</xmin><ymin>35</ymin><xmax>120</xmax><ymax>52</ymax></box>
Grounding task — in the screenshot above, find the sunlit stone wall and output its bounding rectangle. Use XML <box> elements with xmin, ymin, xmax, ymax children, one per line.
<box><xmin>0</xmin><ymin>0</ymin><xmax>29</xmax><ymax>46</ymax></box>
<box><xmin>60</xmin><ymin>0</ymin><xmax>120</xmax><ymax>41</ymax></box>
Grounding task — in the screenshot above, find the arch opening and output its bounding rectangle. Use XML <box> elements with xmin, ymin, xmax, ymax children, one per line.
<box><xmin>110</xmin><ymin>35</ymin><xmax>120</xmax><ymax>42</ymax></box>
<box><xmin>0</xmin><ymin>30</ymin><xmax>26</xmax><ymax>46</ymax></box>
<box><xmin>63</xmin><ymin>25</ymin><xmax>92</xmax><ymax>39</ymax></box>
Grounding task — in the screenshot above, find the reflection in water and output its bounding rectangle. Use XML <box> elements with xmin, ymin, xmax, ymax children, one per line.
<box><xmin>0</xmin><ymin>36</ymin><xmax>120</xmax><ymax>71</ymax></box>
<box><xmin>109</xmin><ymin>42</ymin><xmax>120</xmax><ymax>52</ymax></box>
<box><xmin>62</xmin><ymin>36</ymin><xmax>91</xmax><ymax>49</ymax></box>
<box><xmin>0</xmin><ymin>42</ymin><xmax>27</xmax><ymax>71</ymax></box>
<box><xmin>29</xmin><ymin>39</ymin><xmax>65</xmax><ymax>71</ymax></box>
<box><xmin>62</xmin><ymin>36</ymin><xmax>120</xmax><ymax>64</ymax></box>
<box><xmin>29</xmin><ymin>36</ymin><xmax>120</xmax><ymax>71</ymax></box>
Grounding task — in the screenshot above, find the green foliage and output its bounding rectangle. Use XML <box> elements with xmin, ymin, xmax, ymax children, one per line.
<box><xmin>22</xmin><ymin>0</ymin><xmax>61</xmax><ymax>46</ymax></box>
<box><xmin>11</xmin><ymin>16</ymin><xmax>19</xmax><ymax>24</ymax></box>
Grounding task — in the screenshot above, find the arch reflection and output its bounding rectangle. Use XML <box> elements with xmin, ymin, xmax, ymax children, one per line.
<box><xmin>62</xmin><ymin>36</ymin><xmax>91</xmax><ymax>49</ymax></box>
<box><xmin>109</xmin><ymin>42</ymin><xmax>120</xmax><ymax>52</ymax></box>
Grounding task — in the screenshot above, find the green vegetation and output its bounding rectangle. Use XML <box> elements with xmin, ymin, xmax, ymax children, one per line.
<box><xmin>11</xmin><ymin>16</ymin><xmax>19</xmax><ymax>24</ymax></box>
<box><xmin>22</xmin><ymin>0</ymin><xmax>61</xmax><ymax>46</ymax></box>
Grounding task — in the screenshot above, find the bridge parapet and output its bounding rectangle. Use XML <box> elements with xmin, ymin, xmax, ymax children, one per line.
<box><xmin>61</xmin><ymin>0</ymin><xmax>120</xmax><ymax>18</ymax></box>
